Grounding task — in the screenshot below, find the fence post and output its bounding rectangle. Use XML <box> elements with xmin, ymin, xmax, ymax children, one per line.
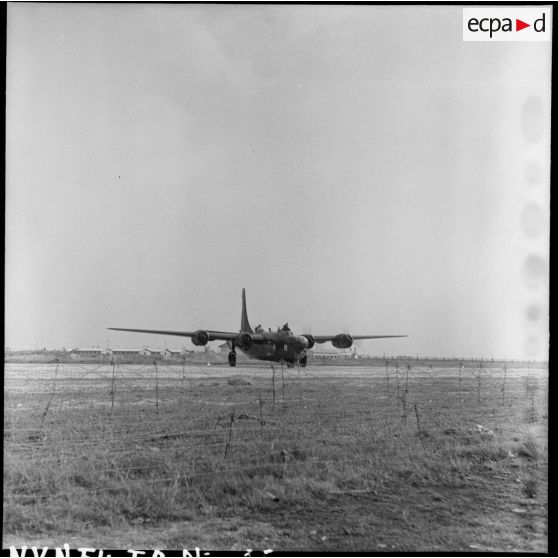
<box><xmin>271</xmin><ymin>365</ymin><xmax>276</xmax><ymax>412</ymax></box>
<box><xmin>281</xmin><ymin>364</ymin><xmax>285</xmax><ymax>404</ymax></box>
<box><xmin>154</xmin><ymin>360</ymin><xmax>159</xmax><ymax>413</ymax></box>
<box><xmin>109</xmin><ymin>359</ymin><xmax>116</xmax><ymax>417</ymax></box>
<box><xmin>395</xmin><ymin>362</ymin><xmax>400</xmax><ymax>407</ymax></box>
<box><xmin>414</xmin><ymin>403</ymin><xmax>425</xmax><ymax>449</ymax></box>
<box><xmin>502</xmin><ymin>363</ymin><xmax>507</xmax><ymax>405</ymax></box>
<box><xmin>181</xmin><ymin>357</ymin><xmax>186</xmax><ymax>418</ymax></box>
<box><xmin>223</xmin><ymin>410</ymin><xmax>235</xmax><ymax>460</ymax></box>
<box><xmin>402</xmin><ymin>364</ymin><xmax>410</xmax><ymax>422</ymax></box>
<box><xmin>41</xmin><ymin>359</ymin><xmax>60</xmax><ymax>427</ymax></box>
<box><xmin>385</xmin><ymin>360</ymin><xmax>390</xmax><ymax>394</ymax></box>
<box><xmin>477</xmin><ymin>362</ymin><xmax>483</xmax><ymax>403</ymax></box>
<box><xmin>259</xmin><ymin>390</ymin><xmax>264</xmax><ymax>439</ymax></box>
<box><xmin>405</xmin><ymin>364</ymin><xmax>410</xmax><ymax>393</ymax></box>
<box><xmin>530</xmin><ymin>390</ymin><xmax>536</xmax><ymax>422</ymax></box>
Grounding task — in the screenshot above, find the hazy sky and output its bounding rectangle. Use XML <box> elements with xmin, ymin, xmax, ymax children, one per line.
<box><xmin>6</xmin><ymin>4</ymin><xmax>550</xmax><ymax>359</ymax></box>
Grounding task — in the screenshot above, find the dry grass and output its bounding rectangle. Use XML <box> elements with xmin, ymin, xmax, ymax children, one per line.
<box><xmin>3</xmin><ymin>361</ymin><xmax>548</xmax><ymax>551</ymax></box>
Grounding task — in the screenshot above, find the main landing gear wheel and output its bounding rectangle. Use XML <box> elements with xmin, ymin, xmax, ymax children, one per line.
<box><xmin>286</xmin><ymin>362</ymin><xmax>295</xmax><ymax>368</ymax></box>
<box><xmin>299</xmin><ymin>355</ymin><xmax>307</xmax><ymax>368</ymax></box>
<box><xmin>228</xmin><ymin>351</ymin><xmax>237</xmax><ymax>367</ymax></box>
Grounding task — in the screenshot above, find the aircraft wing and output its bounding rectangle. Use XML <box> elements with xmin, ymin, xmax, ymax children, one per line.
<box><xmin>312</xmin><ymin>334</ymin><xmax>408</xmax><ymax>344</ymax></box>
<box><xmin>107</xmin><ymin>327</ymin><xmax>239</xmax><ymax>341</ymax></box>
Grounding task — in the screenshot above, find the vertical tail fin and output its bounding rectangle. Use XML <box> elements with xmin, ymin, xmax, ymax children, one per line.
<box><xmin>240</xmin><ymin>288</ymin><xmax>253</xmax><ymax>333</ymax></box>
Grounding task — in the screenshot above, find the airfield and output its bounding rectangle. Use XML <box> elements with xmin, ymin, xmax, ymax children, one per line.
<box><xmin>3</xmin><ymin>360</ymin><xmax>547</xmax><ymax>551</ymax></box>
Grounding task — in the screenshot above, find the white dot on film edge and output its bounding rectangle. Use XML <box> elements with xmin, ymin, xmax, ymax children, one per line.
<box><xmin>526</xmin><ymin>162</ymin><xmax>543</xmax><ymax>185</ymax></box>
<box><xmin>526</xmin><ymin>304</ymin><xmax>542</xmax><ymax>321</ymax></box>
<box><xmin>522</xmin><ymin>255</ymin><xmax>547</xmax><ymax>289</ymax></box>
<box><xmin>521</xmin><ymin>203</ymin><xmax>545</xmax><ymax>238</ymax></box>
<box><xmin>521</xmin><ymin>96</ymin><xmax>543</xmax><ymax>143</ymax></box>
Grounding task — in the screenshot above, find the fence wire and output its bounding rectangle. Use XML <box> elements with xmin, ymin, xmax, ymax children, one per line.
<box><xmin>4</xmin><ymin>361</ymin><xmax>548</xmax><ymax>507</ymax></box>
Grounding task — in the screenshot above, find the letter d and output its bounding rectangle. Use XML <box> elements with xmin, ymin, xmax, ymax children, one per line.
<box><xmin>534</xmin><ymin>13</ymin><xmax>546</xmax><ymax>32</ymax></box>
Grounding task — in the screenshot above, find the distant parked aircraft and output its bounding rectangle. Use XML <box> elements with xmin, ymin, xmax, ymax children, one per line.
<box><xmin>109</xmin><ymin>289</ymin><xmax>407</xmax><ymax>367</ymax></box>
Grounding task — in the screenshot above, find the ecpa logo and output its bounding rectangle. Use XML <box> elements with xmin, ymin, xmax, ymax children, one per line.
<box><xmin>463</xmin><ymin>8</ymin><xmax>551</xmax><ymax>41</ymax></box>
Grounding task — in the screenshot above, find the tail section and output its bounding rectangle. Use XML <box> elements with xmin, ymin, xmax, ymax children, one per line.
<box><xmin>240</xmin><ymin>288</ymin><xmax>253</xmax><ymax>333</ymax></box>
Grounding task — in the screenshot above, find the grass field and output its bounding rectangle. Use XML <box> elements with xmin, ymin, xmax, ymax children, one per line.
<box><xmin>3</xmin><ymin>360</ymin><xmax>548</xmax><ymax>552</ymax></box>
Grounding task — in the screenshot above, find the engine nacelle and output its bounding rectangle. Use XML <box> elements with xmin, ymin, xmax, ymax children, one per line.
<box><xmin>332</xmin><ymin>333</ymin><xmax>353</xmax><ymax>349</ymax></box>
<box><xmin>303</xmin><ymin>334</ymin><xmax>315</xmax><ymax>349</ymax></box>
<box><xmin>191</xmin><ymin>330</ymin><xmax>210</xmax><ymax>346</ymax></box>
<box><xmin>237</xmin><ymin>332</ymin><xmax>253</xmax><ymax>351</ymax></box>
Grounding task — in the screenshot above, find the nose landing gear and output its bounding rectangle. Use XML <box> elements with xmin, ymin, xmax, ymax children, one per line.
<box><xmin>228</xmin><ymin>351</ymin><xmax>237</xmax><ymax>367</ymax></box>
<box><xmin>299</xmin><ymin>355</ymin><xmax>307</xmax><ymax>368</ymax></box>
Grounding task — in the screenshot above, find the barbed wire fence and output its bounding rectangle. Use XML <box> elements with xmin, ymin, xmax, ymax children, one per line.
<box><xmin>4</xmin><ymin>360</ymin><xmax>548</xmax><ymax>510</ymax></box>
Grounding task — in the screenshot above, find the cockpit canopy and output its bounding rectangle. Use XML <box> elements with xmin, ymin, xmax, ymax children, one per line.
<box><xmin>255</xmin><ymin>323</ymin><xmax>291</xmax><ymax>333</ymax></box>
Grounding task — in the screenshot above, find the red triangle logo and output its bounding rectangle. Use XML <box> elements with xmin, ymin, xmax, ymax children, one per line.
<box><xmin>516</xmin><ymin>19</ymin><xmax>530</xmax><ymax>31</ymax></box>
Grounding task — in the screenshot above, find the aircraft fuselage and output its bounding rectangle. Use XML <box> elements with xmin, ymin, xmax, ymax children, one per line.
<box><xmin>231</xmin><ymin>330</ymin><xmax>309</xmax><ymax>364</ymax></box>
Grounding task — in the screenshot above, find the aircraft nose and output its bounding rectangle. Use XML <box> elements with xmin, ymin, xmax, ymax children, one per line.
<box><xmin>295</xmin><ymin>336</ymin><xmax>309</xmax><ymax>349</ymax></box>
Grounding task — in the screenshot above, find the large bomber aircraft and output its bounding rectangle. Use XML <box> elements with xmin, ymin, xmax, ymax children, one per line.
<box><xmin>109</xmin><ymin>289</ymin><xmax>407</xmax><ymax>367</ymax></box>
